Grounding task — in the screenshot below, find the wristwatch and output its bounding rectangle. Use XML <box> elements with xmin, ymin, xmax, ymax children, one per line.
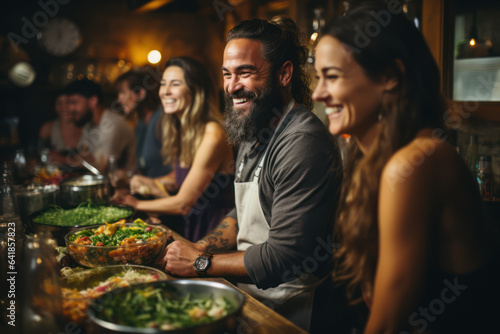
<box><xmin>193</xmin><ymin>253</ymin><xmax>213</xmax><ymax>275</ymax></box>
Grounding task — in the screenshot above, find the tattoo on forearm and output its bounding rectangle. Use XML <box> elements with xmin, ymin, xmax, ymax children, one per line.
<box><xmin>197</xmin><ymin>221</ymin><xmax>232</xmax><ymax>253</ymax></box>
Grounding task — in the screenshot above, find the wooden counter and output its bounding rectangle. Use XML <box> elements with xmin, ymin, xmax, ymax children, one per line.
<box><xmin>174</xmin><ymin>276</ymin><xmax>308</xmax><ymax>334</ymax></box>
<box><xmin>164</xmin><ymin>229</ymin><xmax>308</xmax><ymax>334</ymax></box>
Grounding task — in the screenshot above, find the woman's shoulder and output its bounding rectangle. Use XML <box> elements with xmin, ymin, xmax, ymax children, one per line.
<box><xmin>383</xmin><ymin>130</ymin><xmax>458</xmax><ymax>185</ymax></box>
<box><xmin>203</xmin><ymin>121</ymin><xmax>227</xmax><ymax>140</ymax></box>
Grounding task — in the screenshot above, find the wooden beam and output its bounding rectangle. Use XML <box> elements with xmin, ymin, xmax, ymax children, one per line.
<box><xmin>422</xmin><ymin>0</ymin><xmax>445</xmax><ymax>79</ymax></box>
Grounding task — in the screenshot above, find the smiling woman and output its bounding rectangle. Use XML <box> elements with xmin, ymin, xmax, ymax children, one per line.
<box><xmin>115</xmin><ymin>57</ymin><xmax>235</xmax><ymax>242</ymax></box>
<box><xmin>313</xmin><ymin>3</ymin><xmax>500</xmax><ymax>333</ymax></box>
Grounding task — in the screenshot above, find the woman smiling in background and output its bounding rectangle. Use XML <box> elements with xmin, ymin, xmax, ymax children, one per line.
<box><xmin>116</xmin><ymin>57</ymin><xmax>234</xmax><ymax>242</ymax></box>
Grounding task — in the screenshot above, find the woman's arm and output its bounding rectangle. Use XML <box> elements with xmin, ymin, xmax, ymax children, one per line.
<box><xmin>155</xmin><ymin>171</ymin><xmax>178</xmax><ymax>194</ymax></box>
<box><xmin>365</xmin><ymin>143</ymin><xmax>436</xmax><ymax>334</ymax></box>
<box><xmin>130</xmin><ymin>173</ymin><xmax>176</xmax><ymax>198</ymax></box>
<box><xmin>124</xmin><ymin>122</ymin><xmax>232</xmax><ymax>215</ymax></box>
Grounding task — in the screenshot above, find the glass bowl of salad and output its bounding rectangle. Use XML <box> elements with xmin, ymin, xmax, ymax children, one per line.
<box><xmin>65</xmin><ymin>219</ymin><xmax>171</xmax><ymax>267</ymax></box>
<box><xmin>61</xmin><ymin>265</ymin><xmax>167</xmax><ymax>326</ymax></box>
<box><xmin>88</xmin><ymin>280</ymin><xmax>245</xmax><ymax>333</ymax></box>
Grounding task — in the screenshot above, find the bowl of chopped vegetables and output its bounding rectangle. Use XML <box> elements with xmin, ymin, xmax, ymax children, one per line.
<box><xmin>88</xmin><ymin>280</ymin><xmax>245</xmax><ymax>333</ymax></box>
<box><xmin>61</xmin><ymin>265</ymin><xmax>167</xmax><ymax>326</ymax></box>
<box><xmin>65</xmin><ymin>219</ymin><xmax>171</xmax><ymax>267</ymax></box>
<box><xmin>30</xmin><ymin>202</ymin><xmax>134</xmax><ymax>245</ymax></box>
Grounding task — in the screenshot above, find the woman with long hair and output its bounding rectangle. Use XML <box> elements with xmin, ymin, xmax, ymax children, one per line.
<box><xmin>312</xmin><ymin>4</ymin><xmax>499</xmax><ymax>333</ymax></box>
<box><xmin>116</xmin><ymin>57</ymin><xmax>234</xmax><ymax>242</ymax></box>
<box><xmin>115</xmin><ymin>69</ymin><xmax>171</xmax><ymax>178</ymax></box>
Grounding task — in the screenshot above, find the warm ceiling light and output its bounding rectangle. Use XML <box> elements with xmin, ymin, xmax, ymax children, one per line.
<box><xmin>469</xmin><ymin>38</ymin><xmax>476</xmax><ymax>46</ymax></box>
<box><xmin>148</xmin><ymin>50</ymin><xmax>162</xmax><ymax>64</ymax></box>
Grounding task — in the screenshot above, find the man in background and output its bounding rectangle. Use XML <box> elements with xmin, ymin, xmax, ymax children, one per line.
<box><xmin>66</xmin><ymin>78</ymin><xmax>136</xmax><ymax>175</ymax></box>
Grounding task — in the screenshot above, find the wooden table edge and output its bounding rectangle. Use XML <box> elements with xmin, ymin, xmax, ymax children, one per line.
<box><xmin>163</xmin><ymin>227</ymin><xmax>309</xmax><ymax>334</ymax></box>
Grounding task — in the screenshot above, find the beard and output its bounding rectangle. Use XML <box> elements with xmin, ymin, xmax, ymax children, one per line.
<box><xmin>223</xmin><ymin>76</ymin><xmax>284</xmax><ymax>146</ymax></box>
<box><xmin>74</xmin><ymin>109</ymin><xmax>93</xmax><ymax>128</ymax></box>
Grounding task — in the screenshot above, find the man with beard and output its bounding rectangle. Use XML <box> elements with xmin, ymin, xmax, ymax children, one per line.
<box><xmin>161</xmin><ymin>17</ymin><xmax>342</xmax><ymax>331</ymax></box>
<box><xmin>65</xmin><ymin>79</ymin><xmax>136</xmax><ymax>175</ymax></box>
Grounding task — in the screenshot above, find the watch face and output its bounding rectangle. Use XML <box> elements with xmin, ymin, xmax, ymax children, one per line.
<box><xmin>194</xmin><ymin>256</ymin><xmax>210</xmax><ymax>271</ymax></box>
<box><xmin>38</xmin><ymin>18</ymin><xmax>81</xmax><ymax>56</ymax></box>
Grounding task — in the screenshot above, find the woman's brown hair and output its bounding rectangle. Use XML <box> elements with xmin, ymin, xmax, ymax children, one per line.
<box><xmin>160</xmin><ymin>57</ymin><xmax>221</xmax><ymax>166</ymax></box>
<box><xmin>323</xmin><ymin>4</ymin><xmax>446</xmax><ymax>302</ymax></box>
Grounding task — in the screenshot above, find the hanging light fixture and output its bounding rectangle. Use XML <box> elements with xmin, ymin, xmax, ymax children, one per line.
<box><xmin>468</xmin><ymin>9</ymin><xmax>479</xmax><ymax>47</ymax></box>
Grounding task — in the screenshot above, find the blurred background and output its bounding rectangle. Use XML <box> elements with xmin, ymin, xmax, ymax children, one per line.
<box><xmin>1</xmin><ymin>0</ymin><xmax>500</xmax><ymax>200</ymax></box>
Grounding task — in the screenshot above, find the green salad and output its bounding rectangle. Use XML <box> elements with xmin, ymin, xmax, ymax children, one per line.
<box><xmin>94</xmin><ymin>284</ymin><xmax>235</xmax><ymax>330</ymax></box>
<box><xmin>33</xmin><ymin>203</ymin><xmax>133</xmax><ymax>227</ymax></box>
<box><xmin>68</xmin><ymin>219</ymin><xmax>159</xmax><ymax>247</ymax></box>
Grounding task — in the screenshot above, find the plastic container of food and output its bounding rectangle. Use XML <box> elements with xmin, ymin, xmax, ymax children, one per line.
<box><xmin>61</xmin><ymin>265</ymin><xmax>167</xmax><ymax>325</ymax></box>
<box><xmin>88</xmin><ymin>280</ymin><xmax>245</xmax><ymax>333</ymax></box>
<box><xmin>65</xmin><ymin>223</ymin><xmax>170</xmax><ymax>267</ymax></box>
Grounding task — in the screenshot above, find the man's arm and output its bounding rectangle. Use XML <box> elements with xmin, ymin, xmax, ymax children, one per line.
<box><xmin>196</xmin><ymin>216</ymin><xmax>239</xmax><ymax>253</ymax></box>
<box><xmin>162</xmin><ymin>217</ymin><xmax>252</xmax><ymax>282</ymax></box>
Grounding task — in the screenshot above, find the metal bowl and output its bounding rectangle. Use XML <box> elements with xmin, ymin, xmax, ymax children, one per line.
<box><xmin>61</xmin><ymin>265</ymin><xmax>167</xmax><ymax>326</ymax></box>
<box><xmin>88</xmin><ymin>280</ymin><xmax>245</xmax><ymax>334</ymax></box>
<box><xmin>29</xmin><ymin>204</ymin><xmax>134</xmax><ymax>246</ymax></box>
<box><xmin>15</xmin><ymin>183</ymin><xmax>59</xmax><ymax>228</ymax></box>
<box><xmin>60</xmin><ymin>174</ymin><xmax>110</xmax><ymax>207</ymax></box>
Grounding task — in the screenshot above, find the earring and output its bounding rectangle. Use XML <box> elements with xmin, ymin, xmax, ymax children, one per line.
<box><xmin>378</xmin><ymin>112</ymin><xmax>382</xmax><ymax>122</ymax></box>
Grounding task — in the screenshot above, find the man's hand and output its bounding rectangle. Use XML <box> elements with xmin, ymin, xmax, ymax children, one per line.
<box><xmin>161</xmin><ymin>240</ymin><xmax>205</xmax><ymax>277</ymax></box>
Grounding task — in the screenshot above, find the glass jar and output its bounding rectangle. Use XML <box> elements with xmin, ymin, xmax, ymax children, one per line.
<box><xmin>18</xmin><ymin>232</ymin><xmax>63</xmax><ymax>333</ymax></box>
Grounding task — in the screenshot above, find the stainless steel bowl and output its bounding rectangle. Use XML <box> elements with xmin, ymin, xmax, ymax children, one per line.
<box><xmin>88</xmin><ymin>280</ymin><xmax>245</xmax><ymax>334</ymax></box>
<box><xmin>60</xmin><ymin>265</ymin><xmax>168</xmax><ymax>326</ymax></box>
<box><xmin>60</xmin><ymin>175</ymin><xmax>110</xmax><ymax>207</ymax></box>
<box><xmin>15</xmin><ymin>184</ymin><xmax>59</xmax><ymax>227</ymax></box>
<box><xmin>30</xmin><ymin>204</ymin><xmax>134</xmax><ymax>246</ymax></box>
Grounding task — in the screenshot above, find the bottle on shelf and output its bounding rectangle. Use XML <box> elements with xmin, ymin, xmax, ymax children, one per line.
<box><xmin>1</xmin><ymin>161</ymin><xmax>20</xmax><ymax>217</ymax></box>
<box><xmin>476</xmin><ymin>155</ymin><xmax>493</xmax><ymax>200</ymax></box>
<box><xmin>108</xmin><ymin>155</ymin><xmax>119</xmax><ymax>188</ymax></box>
<box><xmin>0</xmin><ymin>161</ymin><xmax>25</xmax><ymax>329</ymax></box>
<box><xmin>466</xmin><ymin>135</ymin><xmax>479</xmax><ymax>175</ymax></box>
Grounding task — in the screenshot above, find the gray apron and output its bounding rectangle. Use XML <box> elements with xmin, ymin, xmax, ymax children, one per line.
<box><xmin>235</xmin><ymin>100</ymin><xmax>325</xmax><ymax>331</ymax></box>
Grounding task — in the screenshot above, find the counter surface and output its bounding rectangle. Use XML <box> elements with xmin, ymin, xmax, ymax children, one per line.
<box><xmin>163</xmin><ymin>229</ymin><xmax>308</xmax><ymax>334</ymax></box>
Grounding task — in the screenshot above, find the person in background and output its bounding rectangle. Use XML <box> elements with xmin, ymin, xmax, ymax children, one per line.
<box><xmin>65</xmin><ymin>78</ymin><xmax>136</xmax><ymax>175</ymax></box>
<box><xmin>158</xmin><ymin>18</ymin><xmax>342</xmax><ymax>331</ymax></box>
<box><xmin>312</xmin><ymin>4</ymin><xmax>500</xmax><ymax>333</ymax></box>
<box><xmin>38</xmin><ymin>90</ymin><xmax>83</xmax><ymax>164</ymax></box>
<box><xmin>115</xmin><ymin>57</ymin><xmax>235</xmax><ymax>242</ymax></box>
<box><xmin>115</xmin><ymin>70</ymin><xmax>171</xmax><ymax>178</ymax></box>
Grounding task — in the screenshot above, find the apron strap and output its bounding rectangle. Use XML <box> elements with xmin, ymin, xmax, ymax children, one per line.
<box><xmin>237</xmin><ymin>99</ymin><xmax>297</xmax><ymax>183</ymax></box>
<box><xmin>252</xmin><ymin>151</ymin><xmax>267</xmax><ymax>183</ymax></box>
<box><xmin>236</xmin><ymin>157</ymin><xmax>245</xmax><ymax>180</ymax></box>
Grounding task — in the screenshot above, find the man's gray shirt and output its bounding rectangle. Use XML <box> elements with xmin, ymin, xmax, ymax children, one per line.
<box><xmin>227</xmin><ymin>104</ymin><xmax>342</xmax><ymax>289</ymax></box>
